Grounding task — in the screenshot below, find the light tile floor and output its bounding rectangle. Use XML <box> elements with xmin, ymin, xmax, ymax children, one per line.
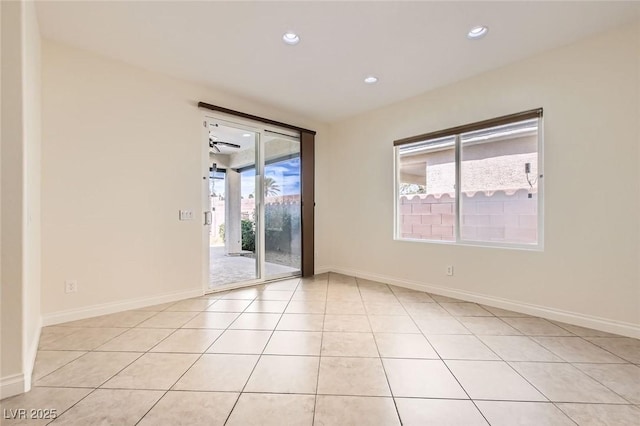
<box><xmin>2</xmin><ymin>273</ymin><xmax>640</xmax><ymax>425</ymax></box>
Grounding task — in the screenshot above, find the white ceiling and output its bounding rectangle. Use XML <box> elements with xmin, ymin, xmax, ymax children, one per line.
<box><xmin>209</xmin><ymin>123</ymin><xmax>256</xmax><ymax>155</ymax></box>
<box><xmin>36</xmin><ymin>1</ymin><xmax>640</xmax><ymax>123</ymax></box>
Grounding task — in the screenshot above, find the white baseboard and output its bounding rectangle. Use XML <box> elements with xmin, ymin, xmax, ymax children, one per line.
<box><xmin>23</xmin><ymin>317</ymin><xmax>43</xmax><ymax>392</ymax></box>
<box><xmin>314</xmin><ymin>265</ymin><xmax>332</xmax><ymax>275</ymax></box>
<box><xmin>327</xmin><ymin>266</ymin><xmax>640</xmax><ymax>339</ymax></box>
<box><xmin>0</xmin><ymin>374</ymin><xmax>25</xmax><ymax>400</ymax></box>
<box><xmin>42</xmin><ymin>288</ymin><xmax>204</xmax><ymax>326</ymax></box>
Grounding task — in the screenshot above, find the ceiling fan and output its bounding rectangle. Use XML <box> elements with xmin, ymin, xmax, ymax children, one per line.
<box><xmin>209</xmin><ymin>136</ymin><xmax>241</xmax><ymax>153</ymax></box>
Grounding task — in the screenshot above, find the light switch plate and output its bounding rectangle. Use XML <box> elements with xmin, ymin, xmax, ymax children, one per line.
<box><xmin>179</xmin><ymin>210</ymin><xmax>194</xmax><ymax>221</ymax></box>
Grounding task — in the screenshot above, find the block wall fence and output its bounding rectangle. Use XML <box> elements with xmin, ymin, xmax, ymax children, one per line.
<box><xmin>399</xmin><ymin>189</ymin><xmax>538</xmax><ymax>243</ymax></box>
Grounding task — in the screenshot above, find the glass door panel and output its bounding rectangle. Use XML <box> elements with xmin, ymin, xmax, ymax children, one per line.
<box><xmin>208</xmin><ymin>122</ymin><xmax>259</xmax><ymax>289</ymax></box>
<box><xmin>263</xmin><ymin>131</ymin><xmax>302</xmax><ymax>279</ymax></box>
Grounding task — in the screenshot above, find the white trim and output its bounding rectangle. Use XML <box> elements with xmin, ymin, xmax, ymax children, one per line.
<box><xmin>202</xmin><ymin>117</ymin><xmax>212</xmax><ymax>294</ymax></box>
<box><xmin>393</xmin><ymin>144</ymin><xmax>399</xmax><ymax>240</ymax></box>
<box><xmin>204</xmin><ymin>113</ymin><xmax>300</xmax><ymax>140</ymax></box>
<box><xmin>537</xmin><ymin>115</ymin><xmax>545</xmax><ymax>250</ymax></box>
<box><xmin>207</xmin><ymin>278</ymin><xmax>266</xmax><ymax>294</ymax></box>
<box><xmin>42</xmin><ymin>288</ymin><xmax>203</xmax><ymax>326</ymax></box>
<box><xmin>394</xmin><ymin>115</ymin><xmax>544</xmax><ymax>251</ymax></box>
<box><xmin>313</xmin><ymin>265</ymin><xmax>332</xmax><ymax>275</ymax></box>
<box><xmin>454</xmin><ymin>134</ymin><xmax>461</xmax><ymax>242</ymax></box>
<box><xmin>0</xmin><ymin>374</ymin><xmax>25</xmax><ymax>400</ymax></box>
<box><xmin>327</xmin><ymin>266</ymin><xmax>640</xmax><ymax>339</ymax></box>
<box><xmin>256</xmin><ymin>130</ymin><xmax>266</xmax><ymax>282</ymax></box>
<box><xmin>393</xmin><ymin>236</ymin><xmax>542</xmax><ymax>252</ymax></box>
<box><xmin>206</xmin><ymin>274</ymin><xmax>303</xmax><ymax>294</ymax></box>
<box><xmin>22</xmin><ymin>317</ymin><xmax>42</xmax><ymax>392</ymax></box>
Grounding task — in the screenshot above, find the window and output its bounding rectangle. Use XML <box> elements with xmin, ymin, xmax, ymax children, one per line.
<box><xmin>394</xmin><ymin>109</ymin><xmax>543</xmax><ymax>249</ymax></box>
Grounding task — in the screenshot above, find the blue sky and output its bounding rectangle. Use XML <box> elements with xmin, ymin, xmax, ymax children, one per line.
<box><xmin>240</xmin><ymin>157</ymin><xmax>300</xmax><ymax>197</ymax></box>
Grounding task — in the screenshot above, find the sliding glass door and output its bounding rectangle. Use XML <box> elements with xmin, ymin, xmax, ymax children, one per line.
<box><xmin>206</xmin><ymin>118</ymin><xmax>301</xmax><ymax>290</ymax></box>
<box><xmin>263</xmin><ymin>131</ymin><xmax>302</xmax><ymax>280</ymax></box>
<box><xmin>207</xmin><ymin>121</ymin><xmax>259</xmax><ymax>288</ymax></box>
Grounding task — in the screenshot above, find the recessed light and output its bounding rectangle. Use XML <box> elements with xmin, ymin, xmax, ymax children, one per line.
<box><xmin>282</xmin><ymin>32</ymin><xmax>300</xmax><ymax>45</ymax></box>
<box><xmin>467</xmin><ymin>25</ymin><xmax>488</xmax><ymax>39</ymax></box>
<box><xmin>242</xmin><ymin>133</ymin><xmax>252</xmax><ymax>137</ymax></box>
<box><xmin>364</xmin><ymin>76</ymin><xmax>378</xmax><ymax>84</ymax></box>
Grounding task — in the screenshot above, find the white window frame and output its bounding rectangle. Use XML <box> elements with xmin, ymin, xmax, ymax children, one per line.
<box><xmin>393</xmin><ymin>111</ymin><xmax>544</xmax><ymax>251</ymax></box>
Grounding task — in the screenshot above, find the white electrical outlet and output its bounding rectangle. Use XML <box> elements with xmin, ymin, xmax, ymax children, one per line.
<box><xmin>65</xmin><ymin>280</ymin><xmax>78</xmax><ymax>293</ymax></box>
<box><xmin>179</xmin><ymin>210</ymin><xmax>194</xmax><ymax>221</ymax></box>
<box><xmin>446</xmin><ymin>266</ymin><xmax>454</xmax><ymax>276</ymax></box>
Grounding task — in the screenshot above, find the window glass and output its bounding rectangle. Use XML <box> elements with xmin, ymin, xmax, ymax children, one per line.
<box><xmin>460</xmin><ymin>119</ymin><xmax>539</xmax><ymax>245</ymax></box>
<box><xmin>397</xmin><ymin>136</ymin><xmax>456</xmax><ymax>241</ymax></box>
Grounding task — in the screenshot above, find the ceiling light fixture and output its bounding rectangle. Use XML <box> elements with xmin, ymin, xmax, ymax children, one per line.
<box><xmin>364</xmin><ymin>76</ymin><xmax>378</xmax><ymax>84</ymax></box>
<box><xmin>282</xmin><ymin>32</ymin><xmax>300</xmax><ymax>45</ymax></box>
<box><xmin>467</xmin><ymin>25</ymin><xmax>489</xmax><ymax>40</ymax></box>
<box><xmin>242</xmin><ymin>133</ymin><xmax>252</xmax><ymax>137</ymax></box>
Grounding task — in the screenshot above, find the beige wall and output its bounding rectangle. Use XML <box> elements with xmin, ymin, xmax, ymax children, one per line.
<box><xmin>41</xmin><ymin>40</ymin><xmax>329</xmax><ymax>321</ymax></box>
<box><xmin>1</xmin><ymin>0</ymin><xmax>26</xmax><ymax>394</ymax></box>
<box><xmin>1</xmin><ymin>0</ymin><xmax>42</xmax><ymax>397</ymax></box>
<box><xmin>22</xmin><ymin>0</ymin><xmax>42</xmax><ymax>388</ymax></box>
<box><xmin>328</xmin><ymin>22</ymin><xmax>640</xmax><ymax>335</ymax></box>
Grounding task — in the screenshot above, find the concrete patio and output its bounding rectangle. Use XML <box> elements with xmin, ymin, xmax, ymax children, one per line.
<box><xmin>209</xmin><ymin>246</ymin><xmax>299</xmax><ymax>289</ymax></box>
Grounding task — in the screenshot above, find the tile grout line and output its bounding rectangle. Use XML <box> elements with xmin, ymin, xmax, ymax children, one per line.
<box><xmin>569</xmin><ymin>362</ymin><xmax>638</xmax><ymax>405</ymax></box>
<box><xmin>134</xmin><ymin>290</ymin><xmax>258</xmax><ymax>425</ymax></box>
<box><xmin>498</xmin><ymin>358</ymin><xmax>579</xmax><ymax>424</ymax></box>
<box><xmin>43</xmin><ymin>348</ymin><xmax>147</xmax><ymax>423</ymax></box>
<box><xmin>129</xmin><ymin>302</ymin><xmax>217</xmax><ymax>355</ymax></box>
<box><xmin>311</xmin><ymin>273</ymin><xmax>330</xmax><ymax>426</ymax></box>
<box><xmin>431</xmin><ymin>297</ymin><xmax>580</xmax><ymax>424</ymax></box>
<box><xmin>428</xmin><ymin>297</ymin><xmax>630</xmax><ymax>419</ymax></box>
<box><xmin>222</xmin><ymin>277</ymin><xmax>302</xmax><ymax>426</ymax></box>
<box><xmin>132</xmin><ymin>290</ymin><xmax>277</xmax><ymax>422</ymax></box>
<box><xmin>34</xmin><ymin>300</ymin><xmax>197</xmax><ymax>422</ymax></box>
<box><xmin>34</xmin><ymin>350</ymin><xmax>634</xmax><ymax>363</ymax></box>
<box><xmin>355</xmin><ymin>277</ymin><xmax>404</xmax><ymax>426</ymax></box>
<box><xmin>35</xmin><ymin>321</ymin><xmax>143</xmax><ymax>384</ymax></box>
<box><xmin>31</xmin><ymin>351</ymin><xmax>90</xmax><ymax>384</ymax></box>
<box><xmin>30</xmin><ymin>384</ymin><xmax>640</xmax><ymax>404</ymax></box>
<box><xmin>103</xmin><ymin>299</ymin><xmax>222</xmax><ymax>425</ymax></box>
<box><xmin>504</xmin><ymin>324</ymin><xmax>637</xmax><ymax>406</ymax></box>
<box><xmin>395</xmin><ymin>289</ymin><xmax>493</xmax><ymax>425</ymax></box>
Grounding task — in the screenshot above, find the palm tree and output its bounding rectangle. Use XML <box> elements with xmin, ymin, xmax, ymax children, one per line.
<box><xmin>264</xmin><ymin>177</ymin><xmax>281</xmax><ymax>197</ymax></box>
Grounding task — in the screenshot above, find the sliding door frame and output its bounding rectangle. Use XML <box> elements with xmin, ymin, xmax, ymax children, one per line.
<box><xmin>200</xmin><ymin>104</ymin><xmax>315</xmax><ymax>293</ymax></box>
<box><xmin>202</xmin><ymin>117</ymin><xmax>264</xmax><ymax>293</ymax></box>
